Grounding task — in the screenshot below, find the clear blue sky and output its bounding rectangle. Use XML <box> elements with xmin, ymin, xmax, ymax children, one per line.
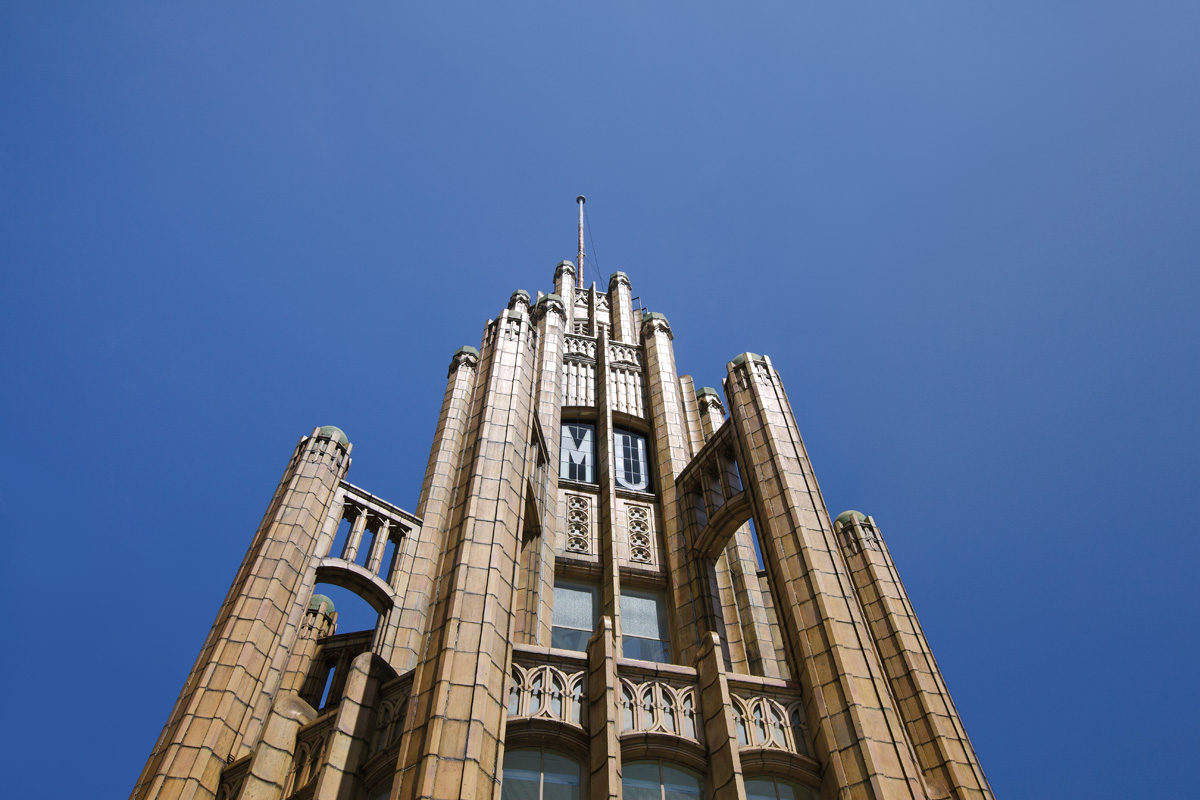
<box><xmin>2</xmin><ymin>3</ymin><xmax>1197</xmax><ymax>798</ymax></box>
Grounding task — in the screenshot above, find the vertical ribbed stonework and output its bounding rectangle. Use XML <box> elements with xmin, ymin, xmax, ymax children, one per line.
<box><xmin>586</xmin><ymin>617</ymin><xmax>622</xmax><ymax>800</ymax></box>
<box><xmin>389</xmin><ymin>347</ymin><xmax>480</xmax><ymax>671</ymax></box>
<box><xmin>723</xmin><ymin>353</ymin><xmax>929</xmax><ymax>800</ymax></box>
<box><xmin>836</xmin><ymin>514</ymin><xmax>995</xmax><ymax>800</ymax></box>
<box><xmin>524</xmin><ymin>291</ymin><xmax>567</xmax><ymax>645</ymax></box>
<box><xmin>640</xmin><ymin>312</ymin><xmax>704</xmax><ymax>664</ymax></box>
<box><xmin>696</xmin><ymin>632</ymin><xmax>747</xmax><ymax>800</ymax></box>
<box><xmin>132</xmin><ymin>429</ymin><xmax>351</xmax><ymax>800</ymax></box>
<box><xmin>392</xmin><ymin>304</ymin><xmax>538</xmax><ymax>800</ymax></box>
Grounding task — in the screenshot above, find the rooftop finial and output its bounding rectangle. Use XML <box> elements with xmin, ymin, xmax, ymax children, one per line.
<box><xmin>576</xmin><ymin>195</ymin><xmax>586</xmax><ymax>290</ymax></box>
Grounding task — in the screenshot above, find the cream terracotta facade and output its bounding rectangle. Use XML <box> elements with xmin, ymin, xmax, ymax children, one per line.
<box><xmin>132</xmin><ymin>262</ymin><xmax>993</xmax><ymax>800</ymax></box>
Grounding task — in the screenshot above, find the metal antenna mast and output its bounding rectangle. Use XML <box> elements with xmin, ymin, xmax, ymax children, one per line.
<box><xmin>576</xmin><ymin>195</ymin><xmax>586</xmax><ymax>289</ymax></box>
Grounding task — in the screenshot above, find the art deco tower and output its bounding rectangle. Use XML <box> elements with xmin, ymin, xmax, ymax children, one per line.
<box><xmin>132</xmin><ymin>205</ymin><xmax>994</xmax><ymax>800</ymax></box>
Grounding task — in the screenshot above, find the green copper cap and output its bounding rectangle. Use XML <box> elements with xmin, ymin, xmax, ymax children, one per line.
<box><xmin>608</xmin><ymin>271</ymin><xmax>630</xmax><ymax>286</ymax></box>
<box><xmin>510</xmin><ymin>289</ymin><xmax>530</xmax><ymax>303</ymax></box>
<box><xmin>834</xmin><ymin>510</ymin><xmax>867</xmax><ymax>528</ymax></box>
<box><xmin>309</xmin><ymin>594</ymin><xmax>335</xmax><ymax>614</ymax></box>
<box><xmin>729</xmin><ymin>353</ymin><xmax>763</xmax><ymax>367</ymax></box>
<box><xmin>454</xmin><ymin>345</ymin><xmax>479</xmax><ymax>357</ymax></box>
<box><xmin>539</xmin><ymin>293</ymin><xmax>563</xmax><ymax>305</ymax></box>
<box><xmin>696</xmin><ymin>386</ymin><xmax>720</xmax><ymax>398</ymax></box>
<box><xmin>643</xmin><ymin>311</ymin><xmax>668</xmax><ymax>322</ymax></box>
<box><xmin>556</xmin><ymin>260</ymin><xmax>576</xmax><ymax>268</ymax></box>
<box><xmin>316</xmin><ymin>426</ymin><xmax>349</xmax><ymax>447</ymax></box>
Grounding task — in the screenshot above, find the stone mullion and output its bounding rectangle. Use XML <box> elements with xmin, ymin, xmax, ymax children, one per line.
<box><xmin>137</xmin><ymin>432</ymin><xmax>351</xmax><ymax>800</ymax></box>
<box><xmin>640</xmin><ymin>313</ymin><xmax>703</xmax><ymax>664</ymax></box>
<box><xmin>342</xmin><ymin>512</ymin><xmax>369</xmax><ymax>563</ymax></box>
<box><xmin>586</xmin><ymin>618</ymin><xmax>622</xmax><ymax>800</ymax></box>
<box><xmin>595</xmin><ymin>328</ymin><xmax>622</xmax><ymax>645</ymax></box>
<box><xmin>366</xmin><ymin>519</ymin><xmax>391</xmax><ymax>574</ymax></box>
<box><xmin>392</xmin><ymin>309</ymin><xmax>536</xmax><ymax>800</ymax></box>
<box><xmin>843</xmin><ymin>519</ymin><xmax>994</xmax><ymax>800</ymax></box>
<box><xmin>724</xmin><ymin>353</ymin><xmax>927</xmax><ymax>800</ymax></box>
<box><xmin>695</xmin><ymin>632</ymin><xmax>747</xmax><ymax>800</ymax></box>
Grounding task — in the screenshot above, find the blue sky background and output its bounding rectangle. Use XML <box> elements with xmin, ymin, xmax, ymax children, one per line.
<box><xmin>2</xmin><ymin>3</ymin><xmax>1198</xmax><ymax>798</ymax></box>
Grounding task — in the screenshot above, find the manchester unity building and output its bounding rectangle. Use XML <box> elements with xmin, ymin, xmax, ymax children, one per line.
<box><xmin>132</xmin><ymin>216</ymin><xmax>994</xmax><ymax>800</ymax></box>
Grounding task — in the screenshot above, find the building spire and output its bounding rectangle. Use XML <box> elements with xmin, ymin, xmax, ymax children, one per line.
<box><xmin>576</xmin><ymin>195</ymin><xmax>586</xmax><ymax>289</ymax></box>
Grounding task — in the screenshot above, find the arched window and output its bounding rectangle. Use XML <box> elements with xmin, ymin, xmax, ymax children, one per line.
<box><xmin>744</xmin><ymin>775</ymin><xmax>816</xmax><ymax>800</ymax></box>
<box><xmin>501</xmin><ymin>747</ymin><xmax>583</xmax><ymax>800</ymax></box>
<box><xmin>621</xmin><ymin>760</ymin><xmax>703</xmax><ymax>800</ymax></box>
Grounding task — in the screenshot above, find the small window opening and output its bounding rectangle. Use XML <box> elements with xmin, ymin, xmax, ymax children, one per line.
<box><xmin>329</xmin><ymin>514</ymin><xmax>353</xmax><ymax>559</ymax></box>
<box><xmin>380</xmin><ymin>535</ymin><xmax>399</xmax><ymax>581</ymax></box>
<box><xmin>318</xmin><ymin>664</ymin><xmax>337</xmax><ymax>708</ymax></box>
<box><xmin>354</xmin><ymin>523</ymin><xmax>377</xmax><ymax>567</ymax></box>
<box><xmin>748</xmin><ymin>516</ymin><xmax>766</xmax><ymax>572</ymax></box>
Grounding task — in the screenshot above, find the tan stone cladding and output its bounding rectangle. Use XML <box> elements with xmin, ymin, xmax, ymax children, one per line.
<box><xmin>134</xmin><ymin>264</ymin><xmax>992</xmax><ymax>800</ymax></box>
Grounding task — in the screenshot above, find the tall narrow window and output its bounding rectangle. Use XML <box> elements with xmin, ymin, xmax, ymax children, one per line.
<box><xmin>621</xmin><ymin>589</ymin><xmax>670</xmax><ymax>663</ymax></box>
<box><xmin>621</xmin><ymin>760</ymin><xmax>703</xmax><ymax>800</ymax></box>
<box><xmin>552</xmin><ymin>581</ymin><xmax>599</xmax><ymax>651</ymax></box>
<box><xmin>560</xmin><ymin>423</ymin><xmax>596</xmax><ymax>483</ymax></box>
<box><xmin>501</xmin><ymin>747</ymin><xmax>583</xmax><ymax>800</ymax></box>
<box><xmin>613</xmin><ymin>429</ymin><xmax>650</xmax><ymax>491</ymax></box>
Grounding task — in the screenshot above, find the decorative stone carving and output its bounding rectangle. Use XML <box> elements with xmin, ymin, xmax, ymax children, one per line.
<box><xmin>730</xmin><ymin>693</ymin><xmax>808</xmax><ymax>756</ymax></box>
<box><xmin>640</xmin><ymin>311</ymin><xmax>673</xmax><ymax>340</ymax></box>
<box><xmin>619</xmin><ymin>678</ymin><xmax>701</xmax><ymax>742</ymax></box>
<box><xmin>448</xmin><ymin>345</ymin><xmax>480</xmax><ymax>376</ymax></box>
<box><xmin>627</xmin><ymin>505</ymin><xmax>653</xmax><ymax>564</ymax></box>
<box><xmin>507</xmin><ymin>664</ymin><xmax>586</xmax><ymax>728</ymax></box>
<box><xmin>565</xmin><ymin>494</ymin><xmax>591</xmax><ymax>554</ymax></box>
<box><xmin>534</xmin><ymin>293</ymin><xmax>566</xmax><ymax>321</ymax></box>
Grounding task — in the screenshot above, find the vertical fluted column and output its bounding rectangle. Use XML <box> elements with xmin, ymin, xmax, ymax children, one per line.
<box><xmin>640</xmin><ymin>312</ymin><xmax>704</xmax><ymax>664</ymax></box>
<box><xmin>724</xmin><ymin>353</ymin><xmax>928</xmax><ymax>800</ymax></box>
<box><xmin>525</xmin><ymin>292</ymin><xmax>567</xmax><ymax>646</ymax></box>
<box><xmin>132</xmin><ymin>428</ymin><xmax>352</xmax><ymax>800</ymax></box>
<box><xmin>586</xmin><ymin>617</ymin><xmax>622</xmax><ymax>800</ymax></box>
<box><xmin>836</xmin><ymin>513</ymin><xmax>994</xmax><ymax>800</ymax></box>
<box><xmin>392</xmin><ymin>305</ymin><xmax>539</xmax><ymax>800</ymax></box>
<box><xmin>607</xmin><ymin>271</ymin><xmax>636</xmax><ymax>344</ymax></box>
<box><xmin>388</xmin><ymin>347</ymin><xmax>480</xmax><ymax>672</ymax></box>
